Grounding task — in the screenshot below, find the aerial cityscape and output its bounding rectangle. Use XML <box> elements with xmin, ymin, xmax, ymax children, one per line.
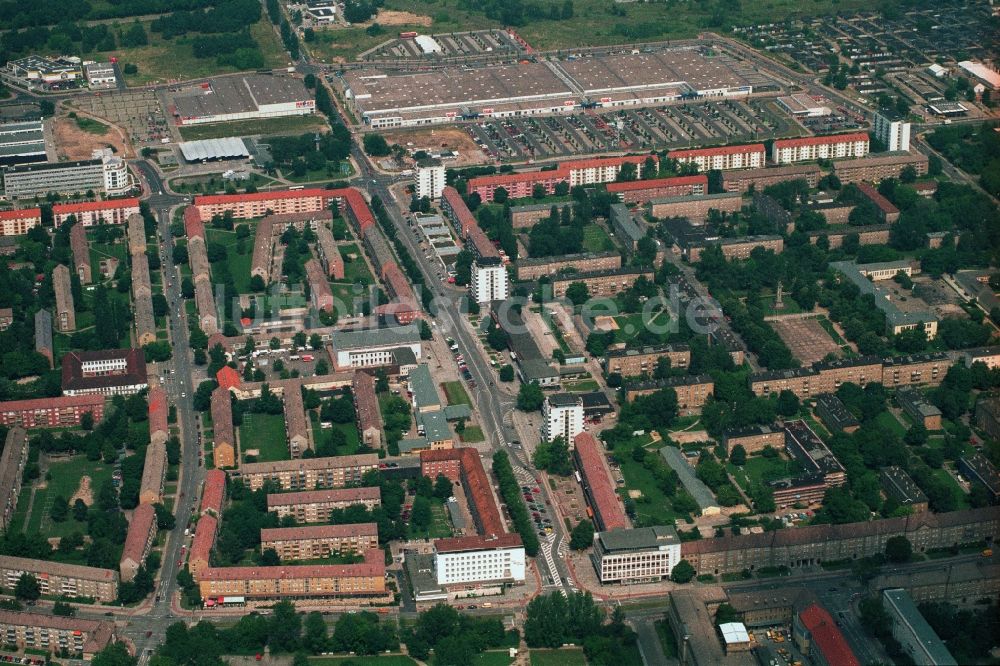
<box><xmin>0</xmin><ymin>1</ymin><xmax>997</xmax><ymax>666</ymax></box>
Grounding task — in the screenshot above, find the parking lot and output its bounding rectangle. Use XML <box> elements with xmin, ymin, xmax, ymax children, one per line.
<box><xmin>69</xmin><ymin>90</ymin><xmax>170</xmax><ymax>146</ymax></box>
<box><xmin>466</xmin><ymin>98</ymin><xmax>797</xmax><ymax>162</ymax></box>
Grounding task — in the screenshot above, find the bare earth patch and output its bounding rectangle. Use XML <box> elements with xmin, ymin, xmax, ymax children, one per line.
<box><xmin>52</xmin><ymin>112</ymin><xmax>133</xmax><ymax>160</ymax></box>
<box><xmin>770</xmin><ymin>317</ymin><xmax>841</xmax><ymax>366</ymax></box>
<box><xmin>371</xmin><ymin>10</ymin><xmax>432</xmax><ymax>26</ymax></box>
<box><xmin>383</xmin><ymin>126</ymin><xmax>487</xmax><ymax>167</ymax></box>
<box><xmin>70</xmin><ymin>475</ymin><xmax>94</xmax><ymax>506</ymax></box>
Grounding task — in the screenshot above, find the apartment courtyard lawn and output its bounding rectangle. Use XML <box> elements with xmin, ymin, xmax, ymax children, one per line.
<box><xmin>239</xmin><ymin>412</ymin><xmax>289</xmax><ymax>462</ymax></box>
<box><xmin>614</xmin><ymin>437</ymin><xmax>682</xmax><ymax>526</ymax></box>
<box><xmin>529</xmin><ymin>649</ymin><xmax>587</xmax><ymax>666</ymax></box>
<box><xmin>442</xmin><ymin>381</ymin><xmax>471</xmax><ymax>406</ymax></box>
<box><xmin>26</xmin><ymin>456</ymin><xmax>114</xmax><ymax>539</ymax></box>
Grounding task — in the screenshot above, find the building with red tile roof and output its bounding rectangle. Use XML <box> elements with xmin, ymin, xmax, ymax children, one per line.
<box><xmin>855</xmin><ymin>182</ymin><xmax>901</xmax><ymax>223</ymax></box>
<box><xmin>197</xmin><ymin>549</ymin><xmax>386</xmax><ymax>600</ymax></box>
<box><xmin>305</xmin><ymin>258</ymin><xmax>334</xmax><ymax>313</ymax></box>
<box><xmin>606</xmin><ymin>174</ymin><xmax>708</xmax><ymax>203</ymax></box>
<box><xmin>441</xmin><ymin>187</ymin><xmax>477</xmax><ymax>236</ymax></box>
<box><xmin>795</xmin><ymin>603</ymin><xmax>859</xmax><ymax>666</ymax></box>
<box><xmin>183</xmin><ymin>206</ymin><xmax>205</xmax><ymax>240</ymax></box>
<box><xmin>315</xmin><ymin>220</ymin><xmax>345</xmax><ymax>279</ymax></box>
<box><xmin>0</xmin><ymin>610</ymin><xmax>117</xmax><ymax>659</ymax></box>
<box><xmin>0</xmin><ymin>394</ymin><xmax>105</xmax><ymax>428</ymax></box>
<box><xmin>120</xmin><ymin>503</ymin><xmax>156</xmax><ymax>582</ymax></box>
<box><xmin>668</xmin><ymin>144</ymin><xmax>765</xmax><ymax>171</ymax></box>
<box><xmin>189</xmin><ymin>513</ymin><xmax>218</xmax><ymax>580</ymax></box>
<box><xmin>0</xmin><ymin>208</ymin><xmax>42</xmax><ymax>236</ymax></box>
<box><xmin>216</xmin><ymin>366</ymin><xmax>241</xmax><ymax>391</ymax></box>
<box><xmin>352</xmin><ymin>371</ymin><xmax>382</xmax><ymax>448</ymax></box>
<box><xmin>467</xmin><ymin>156</ymin><xmax>654</xmax><ymax>202</ymax></box>
<box><xmin>210</xmin><ymin>387</ymin><xmax>235</xmax><ymax>468</ymax></box>
<box><xmin>772</xmin><ymin>132</ymin><xmax>869</xmax><ymax>164</ymax></box>
<box><xmin>61</xmin><ymin>348</ymin><xmax>148</xmax><ymax>396</ymax></box>
<box><xmin>419</xmin><ymin>448</ymin><xmax>506</xmax><ymax>538</ymax></box>
<box><xmin>139</xmin><ymin>439</ymin><xmax>166</xmax><ymax>505</ymax></box>
<box><xmin>69</xmin><ymin>222</ymin><xmax>91</xmax><ymax>284</ymax></box>
<box><xmin>148</xmin><ymin>387</ymin><xmax>169</xmax><ymax>445</ymax></box>
<box><xmin>260</xmin><ymin>523</ymin><xmax>379</xmax><ymax>561</ymax></box>
<box><xmin>266</xmin><ymin>486</ymin><xmax>381</xmax><ymax>522</ymax></box>
<box><xmin>434</xmin><ymin>533</ymin><xmax>523</xmax><ymax>553</ymax></box>
<box><xmin>573</xmin><ymin>432</ymin><xmax>630</xmax><ymax>532</ymax></box>
<box><xmin>201</xmin><ymin>469</ymin><xmax>226</xmax><ymax>516</ymax></box>
<box><xmin>53</xmin><ymin>198</ymin><xmax>140</xmax><ymax>227</ymax></box>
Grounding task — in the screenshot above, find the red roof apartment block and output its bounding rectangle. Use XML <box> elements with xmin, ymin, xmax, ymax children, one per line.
<box><xmin>198</xmin><ymin>547</ymin><xmax>385</xmax><ymax>583</ymax></box>
<box><xmin>441</xmin><ymin>187</ymin><xmax>477</xmax><ymax>236</ymax></box>
<box><xmin>148</xmin><ymin>387</ymin><xmax>168</xmax><ymax>444</ymax></box>
<box><xmin>668</xmin><ymin>144</ymin><xmax>765</xmax><ymax>159</ymax></box>
<box><xmin>774</xmin><ymin>132</ymin><xmax>869</xmax><ymax>149</ymax></box>
<box><xmin>573</xmin><ymin>432</ymin><xmax>630</xmax><ymax>531</ymax></box>
<box><xmin>419</xmin><ymin>448</ymin><xmax>506</xmax><ymax>538</ymax></box>
<box><xmin>467</xmin><ymin>155</ymin><xmax>654</xmax><ymax>203</ymax></box>
<box><xmin>606</xmin><ymin>174</ymin><xmax>708</xmax><ymax>204</ymax></box>
<box><xmin>120</xmin><ymin>503</ymin><xmax>156</xmax><ymax>581</ymax></box>
<box><xmin>201</xmin><ymin>469</ymin><xmax>226</xmax><ymax>515</ymax></box>
<box><xmin>0</xmin><ymin>208</ymin><xmax>42</xmax><ymax>237</ymax></box>
<box><xmin>184</xmin><ymin>206</ymin><xmax>205</xmax><ymax>240</ymax></box>
<box><xmin>215</xmin><ymin>366</ymin><xmax>241</xmax><ymax>391</ymax></box>
<box><xmin>53</xmin><ymin>198</ymin><xmax>141</xmax><ymax>226</ymax></box>
<box><xmin>854</xmin><ymin>182</ymin><xmax>901</xmax><ymax>223</ymax></box>
<box><xmin>189</xmin><ymin>513</ymin><xmax>218</xmax><ymax>580</ymax></box>
<box><xmin>0</xmin><ymin>394</ymin><xmax>105</xmax><ymax>428</ymax></box>
<box><xmin>797</xmin><ymin>604</ymin><xmax>860</xmax><ymax>666</ymax></box>
<box><xmin>342</xmin><ymin>188</ymin><xmax>376</xmax><ymax>235</ymax></box>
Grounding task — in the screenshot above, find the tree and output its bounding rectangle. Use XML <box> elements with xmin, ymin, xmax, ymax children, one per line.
<box><xmin>268</xmin><ymin>601</ymin><xmax>302</xmax><ymax>652</ymax></box>
<box><xmin>419</xmin><ymin>320</ymin><xmax>433</xmax><ymax>340</ymax></box>
<box><xmin>885</xmin><ymin>535</ymin><xmax>912</xmax><ymax>563</ymax></box>
<box><xmin>517</xmin><ymin>382</ymin><xmax>544</xmax><ymax>411</ymax></box>
<box><xmin>73</xmin><ymin>498</ymin><xmax>89</xmax><ymax>522</ymax></box>
<box><xmin>52</xmin><ymin>600</ymin><xmax>75</xmax><ymax>616</ymax></box>
<box><xmin>303</xmin><ymin>612</ymin><xmax>328</xmax><ymax>653</ymax></box>
<box><xmin>433</xmin><ymin>474</ymin><xmax>453</xmax><ymax>500</ymax></box>
<box><xmin>485</xmin><ymin>320</ymin><xmax>507</xmax><ymax>351</ymax></box>
<box><xmin>50</xmin><ymin>495</ymin><xmax>69</xmax><ymax>522</ymax></box>
<box><xmin>493</xmin><ymin>187</ymin><xmax>509</xmax><ymax>204</ymax></box>
<box><xmin>730</xmin><ymin>444</ymin><xmax>747</xmax><ymax>467</ymax></box>
<box><xmin>410</xmin><ymin>496</ymin><xmax>432</xmax><ymax>532</ymax></box>
<box><xmin>776</xmin><ymin>389</ymin><xmax>800</xmax><ymax>417</ymax></box>
<box><xmin>14</xmin><ymin>573</ymin><xmax>40</xmax><ymax>601</ymax></box>
<box><xmin>533</xmin><ymin>437</ymin><xmax>573</xmax><ymax>476</ymax></box>
<box><xmin>569</xmin><ymin>520</ymin><xmax>594</xmax><ymax>550</ymax></box>
<box><xmin>362</xmin><ymin>134</ymin><xmax>391</xmax><ymax>156</ymax></box>
<box><xmin>91</xmin><ymin>642</ymin><xmax>137</xmax><ymax>666</ymax></box>
<box><xmin>249</xmin><ymin>274</ymin><xmax>266</xmax><ymax>292</ymax></box>
<box><xmin>671</xmin><ymin>559</ymin><xmax>695</xmax><ymax>583</ymax></box>
<box><xmin>499</xmin><ymin>365</ymin><xmax>514</xmax><ymax>382</ymax></box>
<box><xmin>565</xmin><ymin>281</ymin><xmax>589</xmax><ymax>306</ymax></box>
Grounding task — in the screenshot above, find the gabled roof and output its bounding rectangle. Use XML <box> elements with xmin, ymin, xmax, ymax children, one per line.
<box><xmin>798</xmin><ymin>603</ymin><xmax>859</xmax><ymax>666</ymax></box>
<box><xmin>216</xmin><ymin>365</ymin><xmax>241</xmax><ymax>390</ymax></box>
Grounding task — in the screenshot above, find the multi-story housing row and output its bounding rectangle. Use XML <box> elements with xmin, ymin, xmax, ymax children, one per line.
<box><xmin>266</xmin><ymin>487</ymin><xmax>382</xmax><ymax>523</ymax></box>
<box><xmin>855</xmin><ymin>182</ymin><xmax>901</xmax><ymax>223</ymax></box>
<box><xmin>721</xmin><ymin>164</ymin><xmax>822</xmax><ymax>193</ymax></box>
<box><xmin>439</xmin><ymin>187</ymin><xmax>509</xmax><ymax>304</ymax></box>
<box><xmin>0</xmin><ymin>611</ymin><xmax>116</xmax><ymax>659</ymax></box>
<box><xmin>574</xmin><ymin>432</ymin><xmax>630</xmax><ymax>532</ymax></box>
<box><xmin>807</xmin><ymin>224</ymin><xmax>891</xmax><ymax>250</ymax></box>
<box><xmin>649</xmin><ymin>191</ymin><xmax>743</xmax><ymax>221</ymax></box>
<box><xmin>680</xmin><ymin>506</ymin><xmax>999</xmax><ymax>576</ymax></box>
<box><xmin>189</xmin><ymin>514</ymin><xmax>219</xmax><ymax>580</ymax></box>
<box><xmin>378</xmin><ymin>262</ymin><xmax>418</xmax><ymax>324</ymax></box>
<box><xmin>467</xmin><ymin>156</ymin><xmax>654</xmax><ymax>202</ymax></box>
<box><xmin>957</xmin><ymin>453</ymin><xmax>1000</xmax><ymax>504</ymax></box>
<box><xmin>211</xmin><ymin>387</ymin><xmax>236</xmax><ymax>468</ymax></box>
<box><xmin>516</xmin><ymin>251</ymin><xmax>621</xmax><ymax>281</ymax></box>
<box><xmin>0</xmin><ymin>208</ymin><xmax>41</xmax><ymax>237</ymax></box>
<box><xmin>721</xmin><ymin>424</ymin><xmax>784</xmax><ymax>455</ymax></box>
<box><xmin>283</xmin><ymin>384</ymin><xmax>310</xmax><ymax>458</ymax></box>
<box><xmin>69</xmin><ymin>223</ymin><xmax>91</xmax><ymax>284</ymax></box>
<box><xmin>260</xmin><ymin>523</ymin><xmax>380</xmax><ymax>561</ymax></box>
<box><xmin>250</xmin><ymin>216</ymin><xmax>275</xmax><ymax>281</ymax></box>
<box><xmin>304</xmin><ymin>258</ymin><xmax>334</xmax><ymax>313</ymax></box>
<box><xmin>508</xmin><ymin>202</ymin><xmax>560</xmax><ymax>229</ymax></box>
<box><xmin>879</xmin><ymin>465</ymin><xmax>928</xmax><ymax>513</ymax></box>
<box><xmin>549</xmin><ymin>267</ymin><xmax>655</xmax><ymax>299</ymax></box>
<box><xmin>784</xmin><ymin>420</ymin><xmax>846</xmax><ymax>487</ymax></box>
<box><xmin>0</xmin><ymin>556</ymin><xmax>118</xmax><ymax>602</ymax></box>
<box><xmin>314</xmin><ymin>220</ymin><xmax>345</xmax><ymax>280</ymax></box>
<box><xmin>352</xmin><ymin>371</ymin><xmax>382</xmax><ymax>449</ymax></box>
<box><xmin>234</xmin><ymin>453</ymin><xmax>380</xmax><ymax>491</ymax></box>
<box><xmin>897</xmin><ymin>389</ymin><xmax>943</xmax><ymax>430</ymax></box>
<box><xmin>815</xmin><ymin>393</ymin><xmax>860</xmax><ymax>433</ymax></box>
<box><xmin>128</xmin><ymin>214</ymin><xmax>156</xmax><ymax>347</ymax></box>
<box><xmin>139</xmin><ymin>440</ymin><xmax>166</xmax><ymax>506</ymax></box>
<box><xmin>0</xmin><ymin>394</ymin><xmax>105</xmax><ymax>428</ymax></box>
<box><xmin>770</xmin><ymin>133</ymin><xmax>870</xmax><ymax>164</ymax></box>
<box><xmin>832</xmin><ymin>151</ymin><xmax>928</xmax><ymax>184</ymax></box>
<box><xmin>34</xmin><ymin>309</ymin><xmax>53</xmax><ymax>368</ymax></box>
<box><xmin>667</xmin><ymin>144</ymin><xmax>765</xmax><ymax>171</ymax></box>
<box><xmin>197</xmin><ymin>549</ymin><xmax>386</xmax><ymax>603</ymax></box>
<box><xmin>53</xmin><ymin>198</ymin><xmax>141</xmax><ymax>227</ymax></box>
<box><xmin>749</xmin><ymin>352</ymin><xmax>950</xmax><ymax>399</ymax></box>
<box><xmin>965</xmin><ymin>346</ymin><xmax>1000</xmax><ymax>370</ymax></box>
<box><xmin>420</xmin><ymin>448</ymin><xmax>507</xmax><ymax>538</ymax></box>
<box><xmin>605</xmin><ymin>174</ymin><xmax>707</xmax><ymax>203</ymax></box>
<box><xmin>119</xmin><ymin>503</ymin><xmax>157</xmax><ymax>582</ymax></box>
<box><xmin>201</xmin><ymin>469</ymin><xmax>226</xmax><ymax>517</ymax></box>
<box><xmin>0</xmin><ymin>428</ymin><xmax>28</xmax><ymax>531</ymax></box>
<box><xmin>603</xmin><ymin>343</ymin><xmax>691</xmax><ymax>377</ymax></box>
<box><xmin>591</xmin><ymin>525</ymin><xmax>681</xmax><ymax>584</ymax></box>
<box><xmin>61</xmin><ymin>348</ymin><xmax>149</xmax><ymax>397</ymax></box>
<box><xmin>623</xmin><ymin>374</ymin><xmax>715</xmax><ymax>415</ymax></box>
<box><xmin>674</xmin><ymin>232</ymin><xmax>784</xmax><ymax>263</ymax></box>
<box><xmin>53</xmin><ymin>264</ymin><xmax>76</xmax><ymax>332</ymax></box>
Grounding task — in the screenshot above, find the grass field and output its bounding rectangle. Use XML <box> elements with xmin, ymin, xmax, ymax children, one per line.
<box><xmin>615</xmin><ymin>437</ymin><xmax>681</xmax><ymax>526</ymax></box>
<box><xmin>655</xmin><ymin>619</ymin><xmax>679</xmax><ymax>658</ymax></box>
<box><xmin>205</xmin><ymin>227</ymin><xmax>254</xmax><ymax>294</ymax></box>
<box><xmin>110</xmin><ymin>18</ymin><xmax>289</xmax><ymax>87</ymax></box>
<box><xmin>582</xmin><ymin>223</ymin><xmax>616</xmax><ymax>253</ymax></box>
<box><xmin>75</xmin><ymin>117</ymin><xmax>109</xmax><ymax>135</ymax></box>
<box><xmin>312</xmin><ymin>413</ymin><xmax>362</xmax><ymax>455</ymax></box>
<box><xmin>26</xmin><ymin>457</ymin><xmax>114</xmax><ymax>539</ymax></box>
<box><xmin>442</xmin><ymin>381</ymin><xmax>471</xmax><ymax>406</ymax></box>
<box><xmin>338</xmin><ymin>244</ymin><xmax>375</xmax><ymax>285</ymax></box>
<box><xmin>308</xmin><ymin>656</ymin><xmax>417</xmax><ymax>666</ymax></box>
<box><xmin>178</xmin><ymin>113</ymin><xmax>330</xmax><ymax>141</ymax></box>
<box><xmin>874</xmin><ymin>411</ymin><xmax>906</xmax><ymax>438</ymax></box>
<box><xmin>239</xmin><ymin>412</ymin><xmax>289</xmax><ymax>462</ymax></box>
<box><xmin>529</xmin><ymin>649</ymin><xmax>587</xmax><ymax>666</ymax></box>
<box><xmin>407</xmin><ymin>500</ymin><xmax>453</xmax><ymax>540</ymax></box>
<box><xmin>728</xmin><ymin>454</ymin><xmax>802</xmax><ymax>495</ymax></box>
<box><xmin>613</xmin><ymin>309</ymin><xmax>672</xmax><ymax>343</ymax></box>
<box><xmin>460</xmin><ymin>425</ymin><xmax>485</xmax><ymax>443</ymax></box>
<box><xmin>474</xmin><ymin>651</ymin><xmax>514</xmax><ymax>666</ymax></box>
<box><xmin>932</xmin><ymin>467</ymin><xmax>971</xmax><ymax>509</ymax></box>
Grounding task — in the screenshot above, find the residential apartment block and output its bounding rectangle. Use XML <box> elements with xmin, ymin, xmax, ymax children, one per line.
<box><xmin>516</xmin><ymin>251</ymin><xmax>621</xmax><ymax>281</ymax></box>
<box><xmin>120</xmin><ymin>503</ymin><xmax>157</xmax><ymax>582</ymax></box>
<box><xmin>549</xmin><ymin>267</ymin><xmax>654</xmax><ymax>299</ymax></box>
<box><xmin>542</xmin><ymin>393</ymin><xmax>584</xmax><ymax>443</ymax></box>
<box><xmin>574</xmin><ymin>432</ymin><xmax>630</xmax><ymax>532</ymax></box>
<box><xmin>53</xmin><ymin>264</ymin><xmax>76</xmax><ymax>332</ymax></box>
<box><xmin>52</xmin><ymin>198</ymin><xmax>141</xmax><ymax>227</ymax></box>
<box><xmin>0</xmin><ymin>556</ymin><xmax>118</xmax><ymax>602</ymax></box>
<box><xmin>0</xmin><ymin>208</ymin><xmax>41</xmax><ymax>237</ymax></box>
<box><xmin>649</xmin><ymin>191</ymin><xmax>743</xmax><ymax>221</ymax></box>
<box><xmin>466</xmin><ymin>156</ymin><xmax>653</xmax><ymax>202</ymax></box>
<box><xmin>61</xmin><ymin>348</ymin><xmax>148</xmax><ymax>397</ymax></box>
<box><xmin>721</xmin><ymin>164</ymin><xmax>822</xmax><ymax>193</ymax></box>
<box><xmin>260</xmin><ymin>523</ymin><xmax>379</xmax><ymax>561</ymax></box>
<box><xmin>879</xmin><ymin>466</ymin><xmax>928</xmax><ymax>513</ymax></box>
<box><xmin>605</xmin><ymin>174</ymin><xmax>707</xmax><ymax>203</ymax></box>
<box><xmin>603</xmin><ymin>344</ymin><xmax>691</xmax><ymax>377</ymax></box>
<box><xmin>623</xmin><ymin>375</ymin><xmax>715</xmax><ymax>414</ymax></box>
<box><xmin>0</xmin><ymin>394</ymin><xmax>105</xmax><ymax>428</ymax></box>
<box><xmin>721</xmin><ymin>424</ymin><xmax>784</xmax><ymax>455</ymax></box>
<box><xmin>0</xmin><ymin>611</ymin><xmax>116</xmax><ymax>659</ymax></box>
<box><xmin>236</xmin><ymin>454</ymin><xmax>380</xmax><ymax>491</ymax></box>
<box><xmin>667</xmin><ymin>144</ymin><xmax>765</xmax><ymax>171</ymax></box>
<box><xmin>832</xmin><ymin>152</ymin><xmax>928</xmax><ymax>184</ymax></box>
<box><xmin>771</xmin><ymin>133</ymin><xmax>870</xmax><ymax>164</ymax></box>
<box><xmin>433</xmin><ymin>534</ymin><xmax>525</xmax><ymax>587</ymax></box>
<box><xmin>0</xmin><ymin>428</ymin><xmax>27</xmax><ymax>531</ymax></box>
<box><xmin>266</xmin><ymin>486</ymin><xmax>382</xmax><ymax>522</ymax></box>
<box><xmin>211</xmin><ymin>387</ymin><xmax>235</xmax><ymax>468</ymax></box>
<box><xmin>352</xmin><ymin>371</ymin><xmax>383</xmax><ymax>448</ymax></box>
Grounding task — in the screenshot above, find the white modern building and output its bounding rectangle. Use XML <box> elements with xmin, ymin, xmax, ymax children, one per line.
<box><xmin>873</xmin><ymin>111</ymin><xmax>911</xmax><ymax>152</ymax></box>
<box><xmin>542</xmin><ymin>393</ymin><xmax>584</xmax><ymax>443</ymax></box>
<box><xmin>591</xmin><ymin>526</ymin><xmax>681</xmax><ymax>584</ymax></box>
<box><xmin>416</xmin><ymin>158</ymin><xmax>445</xmax><ymax>200</ymax></box>
<box><xmin>470</xmin><ymin>258</ymin><xmax>508</xmax><ymax>304</ymax></box>
<box><xmin>330</xmin><ymin>325</ymin><xmax>422</xmax><ymax>370</ymax></box>
<box><xmin>2</xmin><ymin>149</ymin><xmax>132</xmax><ymax>200</ymax></box>
<box><xmin>433</xmin><ymin>535</ymin><xmax>525</xmax><ymax>587</ymax></box>
<box><xmin>84</xmin><ymin>62</ymin><xmax>117</xmax><ymax>88</ymax></box>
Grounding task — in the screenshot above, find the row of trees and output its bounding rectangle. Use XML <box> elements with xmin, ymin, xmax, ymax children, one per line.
<box><xmin>492</xmin><ymin>450</ymin><xmax>540</xmax><ymax>556</ymax></box>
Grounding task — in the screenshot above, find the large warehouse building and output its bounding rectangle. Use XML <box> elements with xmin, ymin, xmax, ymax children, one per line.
<box><xmin>341</xmin><ymin>44</ymin><xmax>766</xmax><ymax>128</ymax></box>
<box><xmin>0</xmin><ymin>121</ymin><xmax>47</xmax><ymax>166</ymax></box>
<box><xmin>172</xmin><ymin>75</ymin><xmax>315</xmax><ymax>126</ymax></box>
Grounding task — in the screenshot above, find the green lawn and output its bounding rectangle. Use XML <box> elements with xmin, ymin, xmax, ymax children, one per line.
<box><xmin>308</xmin><ymin>656</ymin><xmax>416</xmax><ymax>666</ymax></box>
<box><xmin>339</xmin><ymin>244</ymin><xmax>375</xmax><ymax>285</ymax></box>
<box><xmin>616</xmin><ymin>438</ymin><xmax>680</xmax><ymax>526</ymax></box>
<box><xmin>529</xmin><ymin>649</ymin><xmax>587</xmax><ymax>666</ymax></box>
<box><xmin>205</xmin><ymin>227</ymin><xmax>254</xmax><ymax>294</ymax></box>
<box><xmin>75</xmin><ymin>117</ymin><xmax>109</xmax><ymax>135</ymax></box>
<box><xmin>312</xmin><ymin>412</ymin><xmax>362</xmax><ymax>455</ymax></box>
<box><xmin>728</xmin><ymin>454</ymin><xmax>802</xmax><ymax>495</ymax></box>
<box><xmin>474</xmin><ymin>652</ymin><xmax>514</xmax><ymax>666</ymax></box>
<box><xmin>874</xmin><ymin>411</ymin><xmax>906</xmax><ymax>438</ymax></box>
<box><xmin>407</xmin><ymin>500</ymin><xmax>453</xmax><ymax>540</ymax></box>
<box><xmin>239</xmin><ymin>411</ymin><xmax>289</xmax><ymax>462</ymax></box>
<box><xmin>28</xmin><ymin>457</ymin><xmax>114</xmax><ymax>539</ymax></box>
<box><xmin>331</xmin><ymin>283</ymin><xmax>361</xmax><ymax>318</ymax></box>
<box><xmin>582</xmin><ymin>223</ymin><xmax>616</xmax><ymax>253</ymax></box>
<box><xmin>562</xmin><ymin>379</ymin><xmax>599</xmax><ymax>392</ymax></box>
<box><xmin>460</xmin><ymin>425</ymin><xmax>485</xmax><ymax>443</ymax></box>
<box><xmin>442</xmin><ymin>381</ymin><xmax>471</xmax><ymax>406</ymax></box>
<box><xmin>179</xmin><ymin>113</ymin><xmax>330</xmax><ymax>141</ymax></box>
<box><xmin>932</xmin><ymin>468</ymin><xmax>971</xmax><ymax>509</ymax></box>
<box><xmin>613</xmin><ymin>309</ymin><xmax>672</xmax><ymax>343</ymax></box>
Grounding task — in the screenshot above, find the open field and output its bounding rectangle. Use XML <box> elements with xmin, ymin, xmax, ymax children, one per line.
<box><xmin>582</xmin><ymin>223</ymin><xmax>615</xmax><ymax>253</ymax></box>
<box><xmin>473</xmin><ymin>652</ymin><xmax>514</xmax><ymax>666</ymax></box>
<box><xmin>25</xmin><ymin>457</ymin><xmax>114</xmax><ymax>539</ymax></box>
<box><xmin>407</xmin><ymin>500</ymin><xmax>453</xmax><ymax>540</ymax></box>
<box><xmin>460</xmin><ymin>425</ymin><xmax>485</xmax><ymax>443</ymax></box>
<box><xmin>178</xmin><ymin>113</ymin><xmax>329</xmax><ymax>141</ymax></box>
<box><xmin>75</xmin><ymin>117</ymin><xmax>109</xmax><ymax>135</ymax></box>
<box><xmin>442</xmin><ymin>381</ymin><xmax>471</xmax><ymax>406</ymax></box>
<box><xmin>614</xmin><ymin>437</ymin><xmax>681</xmax><ymax>526</ymax></box>
<box><xmin>308</xmin><ymin>656</ymin><xmax>417</xmax><ymax>666</ymax></box>
<box><xmin>51</xmin><ymin>112</ymin><xmax>130</xmax><ymax>160</ymax></box>
<box><xmin>338</xmin><ymin>244</ymin><xmax>375</xmax><ymax>285</ymax></box>
<box><xmin>529</xmin><ymin>649</ymin><xmax>587</xmax><ymax>666</ymax></box>
<box><xmin>728</xmin><ymin>453</ymin><xmax>802</xmax><ymax>495</ymax></box>
<box><xmin>769</xmin><ymin>316</ymin><xmax>841</xmax><ymax>365</ymax></box>
<box><xmin>239</xmin><ymin>412</ymin><xmax>289</xmax><ymax>462</ymax></box>
<box><xmin>205</xmin><ymin>227</ymin><xmax>254</xmax><ymax>294</ymax></box>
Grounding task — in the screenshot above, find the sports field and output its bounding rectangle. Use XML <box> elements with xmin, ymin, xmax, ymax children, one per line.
<box><xmin>239</xmin><ymin>412</ymin><xmax>289</xmax><ymax>462</ymax></box>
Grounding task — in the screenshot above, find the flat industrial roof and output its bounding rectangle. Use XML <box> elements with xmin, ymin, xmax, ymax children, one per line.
<box><xmin>560</xmin><ymin>48</ymin><xmax>752</xmax><ymax>94</ymax></box>
<box><xmin>174</xmin><ymin>75</ymin><xmax>311</xmax><ymax>119</ymax></box>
